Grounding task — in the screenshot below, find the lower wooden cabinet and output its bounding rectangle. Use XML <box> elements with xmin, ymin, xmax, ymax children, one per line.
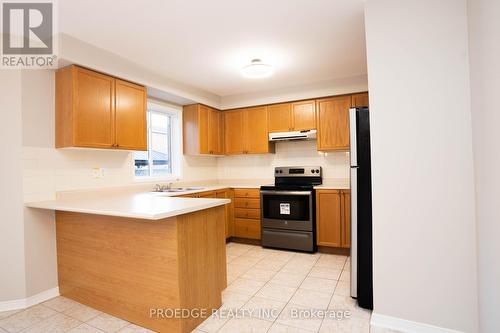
<box><xmin>179</xmin><ymin>189</ymin><xmax>232</xmax><ymax>238</ymax></box>
<box><xmin>316</xmin><ymin>189</ymin><xmax>351</xmax><ymax>248</ymax></box>
<box><xmin>178</xmin><ymin>187</ymin><xmax>264</xmax><ymax>240</ymax></box>
<box><xmin>198</xmin><ymin>190</ymin><xmax>216</xmax><ymax>198</ymax></box>
<box><xmin>215</xmin><ymin>189</ymin><xmax>232</xmax><ymax>239</ymax></box>
<box><xmin>232</xmin><ymin>188</ymin><xmax>261</xmax><ymax>239</ymax></box>
<box><xmin>234</xmin><ymin>208</ymin><xmax>260</xmax><ymax>219</ymax></box>
<box><xmin>341</xmin><ymin>190</ymin><xmax>351</xmax><ymax>248</ymax></box>
<box><xmin>234</xmin><ymin>218</ymin><xmax>261</xmax><ymax>239</ymax></box>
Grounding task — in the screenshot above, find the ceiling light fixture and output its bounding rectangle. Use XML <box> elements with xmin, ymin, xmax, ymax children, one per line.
<box><xmin>241</xmin><ymin>59</ymin><xmax>274</xmax><ymax>79</ymax></box>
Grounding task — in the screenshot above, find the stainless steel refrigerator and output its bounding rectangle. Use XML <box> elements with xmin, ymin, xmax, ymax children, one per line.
<box><xmin>349</xmin><ymin>107</ymin><xmax>373</xmax><ymax>310</ymax></box>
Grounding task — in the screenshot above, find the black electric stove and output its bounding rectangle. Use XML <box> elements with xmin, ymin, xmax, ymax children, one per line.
<box><xmin>260</xmin><ymin>166</ymin><xmax>322</xmax><ymax>252</ymax></box>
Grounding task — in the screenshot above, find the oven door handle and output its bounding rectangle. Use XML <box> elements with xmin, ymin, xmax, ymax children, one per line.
<box><xmin>260</xmin><ymin>190</ymin><xmax>312</xmax><ymax>196</ymax></box>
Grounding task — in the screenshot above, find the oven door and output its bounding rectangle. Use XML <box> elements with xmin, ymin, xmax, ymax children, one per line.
<box><xmin>260</xmin><ymin>190</ymin><xmax>313</xmax><ymax>231</ymax></box>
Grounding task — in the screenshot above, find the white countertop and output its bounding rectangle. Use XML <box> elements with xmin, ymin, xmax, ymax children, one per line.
<box><xmin>25</xmin><ymin>193</ymin><xmax>230</xmax><ymax>220</ymax></box>
<box><xmin>25</xmin><ymin>180</ymin><xmax>348</xmax><ymax>220</ymax></box>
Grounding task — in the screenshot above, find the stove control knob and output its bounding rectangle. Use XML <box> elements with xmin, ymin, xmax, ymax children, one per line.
<box><xmin>311</xmin><ymin>169</ymin><xmax>315</xmax><ymax>173</ymax></box>
<box><xmin>316</xmin><ymin>169</ymin><xmax>320</xmax><ymax>173</ymax></box>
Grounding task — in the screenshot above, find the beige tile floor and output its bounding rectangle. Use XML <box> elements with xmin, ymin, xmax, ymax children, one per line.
<box><xmin>0</xmin><ymin>243</ymin><xmax>397</xmax><ymax>333</ymax></box>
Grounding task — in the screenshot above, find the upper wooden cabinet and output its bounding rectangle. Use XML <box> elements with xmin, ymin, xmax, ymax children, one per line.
<box><xmin>351</xmin><ymin>92</ymin><xmax>369</xmax><ymax>107</ymax></box>
<box><xmin>56</xmin><ymin>65</ymin><xmax>147</xmax><ymax>150</ymax></box>
<box><xmin>115</xmin><ymin>79</ymin><xmax>148</xmax><ymax>150</ymax></box>
<box><xmin>267</xmin><ymin>100</ymin><xmax>316</xmax><ymax>133</ymax></box>
<box><xmin>316</xmin><ymin>189</ymin><xmax>351</xmax><ymax>248</ymax></box>
<box><xmin>224</xmin><ymin>106</ymin><xmax>274</xmax><ymax>155</ymax></box>
<box><xmin>223</xmin><ymin>110</ymin><xmax>245</xmax><ymax>155</ymax></box>
<box><xmin>183</xmin><ymin>104</ymin><xmax>223</xmax><ymax>155</ymax></box>
<box><xmin>246</xmin><ymin>106</ymin><xmax>271</xmax><ymax>154</ymax></box>
<box><xmin>268</xmin><ymin>103</ymin><xmax>292</xmax><ymax>132</ymax></box>
<box><xmin>316</xmin><ymin>95</ymin><xmax>351</xmax><ymax>151</ymax></box>
<box><xmin>291</xmin><ymin>100</ymin><xmax>316</xmax><ymax>131</ymax></box>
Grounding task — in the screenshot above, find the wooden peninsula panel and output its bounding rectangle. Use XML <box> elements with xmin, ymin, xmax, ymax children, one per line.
<box><xmin>55</xmin><ymin>206</ymin><xmax>226</xmax><ymax>333</ymax></box>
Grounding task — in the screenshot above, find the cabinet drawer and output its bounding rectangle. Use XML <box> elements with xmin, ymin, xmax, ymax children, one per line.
<box><xmin>234</xmin><ymin>208</ymin><xmax>260</xmax><ymax>219</ymax></box>
<box><xmin>234</xmin><ymin>218</ymin><xmax>261</xmax><ymax>239</ymax></box>
<box><xmin>234</xmin><ymin>198</ymin><xmax>260</xmax><ymax>209</ymax></box>
<box><xmin>234</xmin><ymin>188</ymin><xmax>260</xmax><ymax>198</ymax></box>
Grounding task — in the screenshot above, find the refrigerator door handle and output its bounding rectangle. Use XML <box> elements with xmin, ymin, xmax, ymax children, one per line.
<box><xmin>349</xmin><ymin>108</ymin><xmax>358</xmax><ymax>167</ymax></box>
<box><xmin>350</xmin><ymin>167</ymin><xmax>358</xmax><ymax>298</ymax></box>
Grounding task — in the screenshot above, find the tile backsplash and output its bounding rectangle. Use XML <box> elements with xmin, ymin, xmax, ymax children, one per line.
<box><xmin>22</xmin><ymin>146</ymin><xmax>218</xmax><ymax>202</ymax></box>
<box><xmin>217</xmin><ymin>140</ymin><xmax>350</xmax><ymax>181</ymax></box>
<box><xmin>23</xmin><ymin>140</ymin><xmax>349</xmax><ymax>202</ymax></box>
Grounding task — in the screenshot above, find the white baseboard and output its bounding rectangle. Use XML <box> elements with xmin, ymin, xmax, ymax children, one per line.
<box><xmin>0</xmin><ymin>287</ymin><xmax>59</xmax><ymax>312</ymax></box>
<box><xmin>371</xmin><ymin>313</ymin><xmax>465</xmax><ymax>333</ymax></box>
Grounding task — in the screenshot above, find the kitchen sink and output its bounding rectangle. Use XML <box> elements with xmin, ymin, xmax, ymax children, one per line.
<box><xmin>152</xmin><ymin>187</ymin><xmax>205</xmax><ymax>193</ymax></box>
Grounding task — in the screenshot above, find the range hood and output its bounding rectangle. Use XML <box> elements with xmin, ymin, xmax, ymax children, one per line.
<box><xmin>269</xmin><ymin>130</ymin><xmax>317</xmax><ymax>142</ymax></box>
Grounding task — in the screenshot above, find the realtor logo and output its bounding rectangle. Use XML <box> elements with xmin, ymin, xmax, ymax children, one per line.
<box><xmin>1</xmin><ymin>1</ymin><xmax>57</xmax><ymax>68</ymax></box>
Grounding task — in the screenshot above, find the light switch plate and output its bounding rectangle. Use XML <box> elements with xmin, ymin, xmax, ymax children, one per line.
<box><xmin>92</xmin><ymin>167</ymin><xmax>104</xmax><ymax>179</ymax></box>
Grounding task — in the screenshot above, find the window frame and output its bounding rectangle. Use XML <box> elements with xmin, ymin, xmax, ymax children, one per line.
<box><xmin>133</xmin><ymin>100</ymin><xmax>182</xmax><ymax>182</ymax></box>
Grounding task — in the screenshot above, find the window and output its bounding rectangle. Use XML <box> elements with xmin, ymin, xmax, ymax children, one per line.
<box><xmin>134</xmin><ymin>102</ymin><xmax>181</xmax><ymax>179</ymax></box>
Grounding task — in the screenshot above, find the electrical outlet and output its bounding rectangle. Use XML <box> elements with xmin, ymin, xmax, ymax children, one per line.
<box><xmin>91</xmin><ymin>167</ymin><xmax>104</xmax><ymax>179</ymax></box>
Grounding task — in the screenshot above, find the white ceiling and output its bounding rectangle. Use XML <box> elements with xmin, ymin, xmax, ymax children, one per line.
<box><xmin>59</xmin><ymin>0</ymin><xmax>367</xmax><ymax>97</ymax></box>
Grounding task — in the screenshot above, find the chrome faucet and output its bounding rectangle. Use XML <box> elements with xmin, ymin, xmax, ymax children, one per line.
<box><xmin>154</xmin><ymin>183</ymin><xmax>173</xmax><ymax>192</ymax></box>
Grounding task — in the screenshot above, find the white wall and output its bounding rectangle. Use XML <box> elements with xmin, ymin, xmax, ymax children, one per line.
<box><xmin>467</xmin><ymin>0</ymin><xmax>500</xmax><ymax>332</ymax></box>
<box><xmin>0</xmin><ymin>71</ymin><xmax>27</xmax><ymax>302</ymax></box>
<box><xmin>365</xmin><ymin>0</ymin><xmax>478</xmax><ymax>332</ymax></box>
<box><xmin>58</xmin><ymin>34</ymin><xmax>220</xmax><ymax>108</ymax></box>
<box><xmin>217</xmin><ymin>140</ymin><xmax>349</xmax><ymax>182</ymax></box>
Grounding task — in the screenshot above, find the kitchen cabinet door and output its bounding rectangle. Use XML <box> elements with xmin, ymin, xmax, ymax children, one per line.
<box><xmin>316</xmin><ymin>96</ymin><xmax>351</xmax><ymax>151</ymax></box>
<box><xmin>292</xmin><ymin>100</ymin><xmax>316</xmax><ymax>131</ymax></box>
<box><xmin>115</xmin><ymin>79</ymin><xmax>147</xmax><ymax>150</ymax></box>
<box><xmin>351</xmin><ymin>92</ymin><xmax>369</xmax><ymax>107</ymax></box>
<box><xmin>316</xmin><ymin>190</ymin><xmax>342</xmax><ymax>247</ymax></box>
<box><xmin>198</xmin><ymin>105</ymin><xmax>210</xmax><ymax>154</ymax></box>
<box><xmin>224</xmin><ymin>110</ymin><xmax>245</xmax><ymax>154</ymax></box>
<box><xmin>244</xmin><ymin>106</ymin><xmax>272</xmax><ymax>154</ymax></box>
<box><xmin>56</xmin><ymin>65</ymin><xmax>147</xmax><ymax>150</ymax></box>
<box><xmin>341</xmin><ymin>190</ymin><xmax>351</xmax><ymax>248</ymax></box>
<box><xmin>268</xmin><ymin>103</ymin><xmax>292</xmax><ymax>132</ymax></box>
<box><xmin>216</xmin><ymin>189</ymin><xmax>232</xmax><ymax>238</ymax></box>
<box><xmin>73</xmin><ymin>67</ymin><xmax>115</xmax><ymax>148</ymax></box>
<box><xmin>208</xmin><ymin>107</ymin><xmax>223</xmax><ymax>154</ymax></box>
<box><xmin>183</xmin><ymin>104</ymin><xmax>223</xmax><ymax>155</ymax></box>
